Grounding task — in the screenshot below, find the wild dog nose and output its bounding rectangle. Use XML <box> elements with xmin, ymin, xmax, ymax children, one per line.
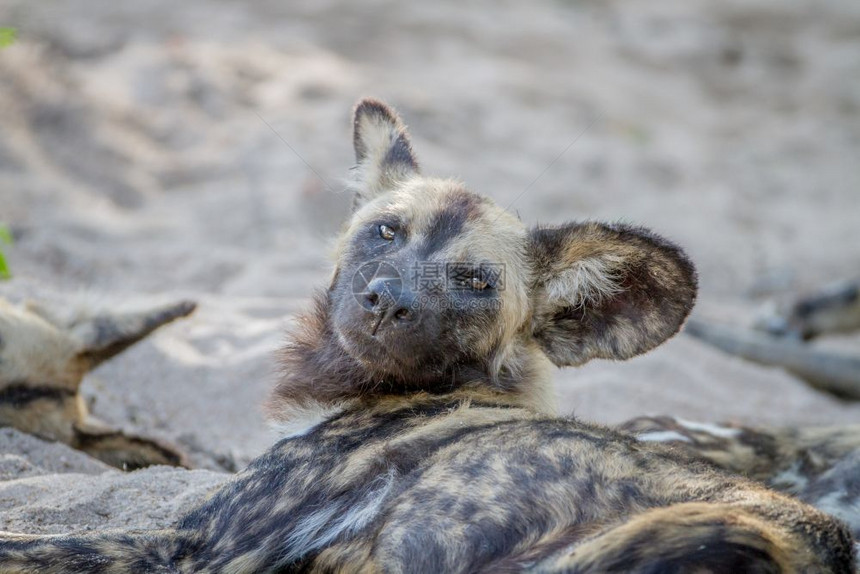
<box><xmin>364</xmin><ymin>277</ymin><xmax>417</xmax><ymax>324</ymax></box>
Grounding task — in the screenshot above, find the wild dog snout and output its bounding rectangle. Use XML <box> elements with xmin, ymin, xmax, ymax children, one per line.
<box><xmin>363</xmin><ymin>276</ymin><xmax>418</xmax><ymax>332</ymax></box>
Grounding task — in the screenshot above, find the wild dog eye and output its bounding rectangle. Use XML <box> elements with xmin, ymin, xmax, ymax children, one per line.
<box><xmin>454</xmin><ymin>273</ymin><xmax>492</xmax><ymax>291</ymax></box>
<box><xmin>450</xmin><ymin>264</ymin><xmax>496</xmax><ymax>291</ymax></box>
<box><xmin>471</xmin><ymin>277</ymin><xmax>489</xmax><ymax>291</ymax></box>
<box><xmin>378</xmin><ymin>224</ymin><xmax>396</xmax><ymax>241</ymax></box>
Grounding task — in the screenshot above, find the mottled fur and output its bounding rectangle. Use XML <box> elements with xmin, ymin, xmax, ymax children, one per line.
<box><xmin>0</xmin><ymin>100</ymin><xmax>853</xmax><ymax>573</ymax></box>
<box><xmin>0</xmin><ymin>398</ymin><xmax>853</xmax><ymax>573</ymax></box>
<box><xmin>624</xmin><ymin>416</ymin><xmax>860</xmax><ymax>540</ymax></box>
<box><xmin>0</xmin><ymin>297</ymin><xmax>194</xmax><ymax>469</ymax></box>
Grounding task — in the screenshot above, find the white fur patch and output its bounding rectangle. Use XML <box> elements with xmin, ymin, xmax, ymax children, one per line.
<box><xmin>269</xmin><ymin>403</ymin><xmax>346</xmax><ymax>439</ymax></box>
<box><xmin>675</xmin><ymin>419</ymin><xmax>741</xmax><ymax>439</ymax></box>
<box><xmin>814</xmin><ymin>490</ymin><xmax>860</xmax><ymax>533</ymax></box>
<box><xmin>282</xmin><ymin>469</ymin><xmax>396</xmax><ymax>561</ymax></box>
<box><xmin>770</xmin><ymin>460</ymin><xmax>808</xmax><ymax>494</ymax></box>
<box><xmin>545</xmin><ymin>256</ymin><xmax>624</xmax><ymax>309</ymax></box>
<box><xmin>637</xmin><ymin>430</ymin><xmax>693</xmax><ymax>444</ymax></box>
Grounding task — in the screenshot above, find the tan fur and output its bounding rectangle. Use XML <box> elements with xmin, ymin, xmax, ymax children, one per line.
<box><xmin>0</xmin><ymin>297</ymin><xmax>195</xmax><ymax>469</ymax></box>
<box><xmin>0</xmin><ymin>300</ymin><xmax>87</xmax><ymax>390</ymax></box>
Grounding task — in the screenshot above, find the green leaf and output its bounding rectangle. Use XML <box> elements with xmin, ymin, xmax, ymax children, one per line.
<box><xmin>0</xmin><ymin>225</ymin><xmax>12</xmax><ymax>279</ymax></box>
<box><xmin>0</xmin><ymin>252</ymin><xmax>9</xmax><ymax>280</ymax></box>
<box><xmin>0</xmin><ymin>27</ymin><xmax>17</xmax><ymax>49</ymax></box>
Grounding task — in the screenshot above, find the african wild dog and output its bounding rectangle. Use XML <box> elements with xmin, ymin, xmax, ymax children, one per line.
<box><xmin>757</xmin><ymin>279</ymin><xmax>860</xmax><ymax>341</ymax></box>
<box><xmin>0</xmin><ymin>99</ymin><xmax>854</xmax><ymax>573</ymax></box>
<box><xmin>621</xmin><ymin>416</ymin><xmax>860</xmax><ymax>540</ymax></box>
<box><xmin>0</xmin><ymin>297</ymin><xmax>193</xmax><ymax>469</ymax></box>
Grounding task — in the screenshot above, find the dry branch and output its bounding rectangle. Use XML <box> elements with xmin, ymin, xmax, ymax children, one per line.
<box><xmin>686</xmin><ymin>318</ymin><xmax>860</xmax><ymax>399</ymax></box>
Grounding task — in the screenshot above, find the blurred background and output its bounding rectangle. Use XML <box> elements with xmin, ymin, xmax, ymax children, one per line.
<box><xmin>1</xmin><ymin>0</ymin><xmax>859</xmax><ymax>470</ymax></box>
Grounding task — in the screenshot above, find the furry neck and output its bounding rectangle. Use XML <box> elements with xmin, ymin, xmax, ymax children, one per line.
<box><xmin>265</xmin><ymin>292</ymin><xmax>557</xmax><ymax>425</ymax></box>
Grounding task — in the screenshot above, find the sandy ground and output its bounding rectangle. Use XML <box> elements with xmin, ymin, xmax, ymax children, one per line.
<box><xmin>0</xmin><ymin>0</ymin><xmax>859</xmax><ymax>536</ymax></box>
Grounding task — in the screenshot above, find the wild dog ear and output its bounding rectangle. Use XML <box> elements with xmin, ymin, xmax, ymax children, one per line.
<box><xmin>528</xmin><ymin>222</ymin><xmax>697</xmax><ymax>366</ymax></box>
<box><xmin>71</xmin><ymin>300</ymin><xmax>197</xmax><ymax>369</ymax></box>
<box><xmin>351</xmin><ymin>98</ymin><xmax>419</xmax><ymax>208</ymax></box>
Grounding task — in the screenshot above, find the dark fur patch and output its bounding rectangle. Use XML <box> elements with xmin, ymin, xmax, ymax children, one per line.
<box><xmin>418</xmin><ymin>192</ymin><xmax>484</xmax><ymax>257</ymax></box>
<box><xmin>384</xmin><ymin>132</ymin><xmax>418</xmax><ymax>170</ymax></box>
<box><xmin>73</xmin><ymin>428</ymin><xmax>186</xmax><ymax>470</ymax></box>
<box><xmin>0</xmin><ymin>383</ymin><xmax>74</xmax><ymax>407</ymax></box>
<box><xmin>267</xmin><ymin>291</ymin><xmax>372</xmax><ymax>410</ymax></box>
<box><xmin>795</xmin><ymin>284</ymin><xmax>858</xmax><ymax>319</ymax></box>
<box><xmin>587</xmin><ymin>530</ymin><xmax>783</xmax><ymax>574</ymax></box>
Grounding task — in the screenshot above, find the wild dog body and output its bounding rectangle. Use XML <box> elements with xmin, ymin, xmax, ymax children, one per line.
<box><xmin>3</xmin><ymin>396</ymin><xmax>853</xmax><ymax>573</ymax></box>
<box><xmin>0</xmin><ymin>100</ymin><xmax>854</xmax><ymax>572</ymax></box>
<box><xmin>625</xmin><ymin>415</ymin><xmax>860</xmax><ymax>539</ymax></box>
<box><xmin>0</xmin><ymin>298</ymin><xmax>194</xmax><ymax>469</ymax></box>
<box><xmin>756</xmin><ymin>280</ymin><xmax>860</xmax><ymax>341</ymax></box>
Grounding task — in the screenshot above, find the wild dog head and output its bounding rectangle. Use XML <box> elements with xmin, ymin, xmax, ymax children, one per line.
<box><xmin>271</xmin><ymin>99</ymin><xmax>697</xmax><ymax>418</ymax></box>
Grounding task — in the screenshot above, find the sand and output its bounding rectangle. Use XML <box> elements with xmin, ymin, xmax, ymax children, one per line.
<box><xmin>0</xmin><ymin>0</ymin><xmax>858</xmax><ymax>536</ymax></box>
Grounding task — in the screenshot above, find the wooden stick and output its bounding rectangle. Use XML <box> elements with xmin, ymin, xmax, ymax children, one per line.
<box><xmin>686</xmin><ymin>318</ymin><xmax>860</xmax><ymax>399</ymax></box>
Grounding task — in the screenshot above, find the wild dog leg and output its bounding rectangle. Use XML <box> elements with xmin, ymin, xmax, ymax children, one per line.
<box><xmin>73</xmin><ymin>420</ymin><xmax>188</xmax><ymax>470</ymax></box>
<box><xmin>0</xmin><ymin>297</ymin><xmax>195</xmax><ymax>469</ymax></box>
<box><xmin>537</xmin><ymin>500</ymin><xmax>854</xmax><ymax>573</ymax></box>
<box><xmin>756</xmin><ymin>280</ymin><xmax>860</xmax><ymax>340</ymax></box>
